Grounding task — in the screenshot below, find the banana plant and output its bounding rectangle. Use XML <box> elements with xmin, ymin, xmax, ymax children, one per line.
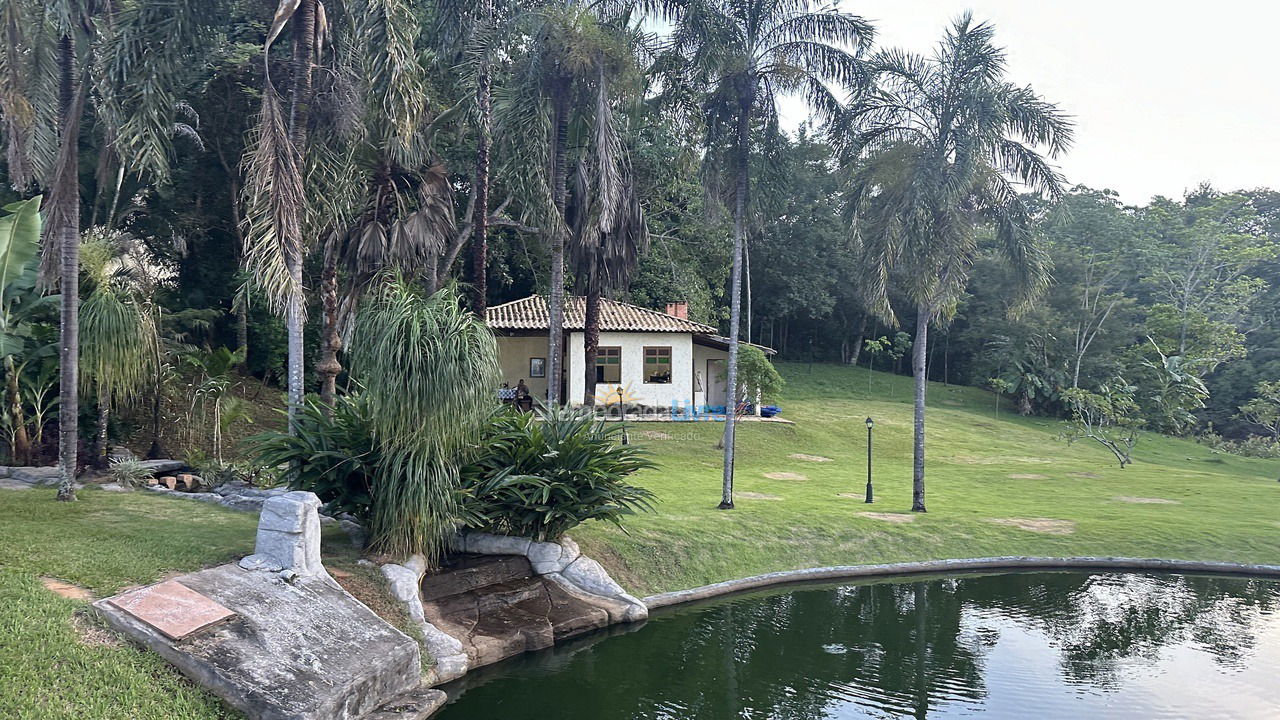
<box><xmin>0</xmin><ymin>197</ymin><xmax>58</xmax><ymax>464</ymax></box>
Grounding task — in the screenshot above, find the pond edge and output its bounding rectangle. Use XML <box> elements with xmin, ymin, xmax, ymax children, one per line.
<box><xmin>642</xmin><ymin>557</ymin><xmax>1280</xmax><ymax>609</ymax></box>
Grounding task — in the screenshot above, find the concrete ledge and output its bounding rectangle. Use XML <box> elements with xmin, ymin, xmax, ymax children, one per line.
<box><xmin>642</xmin><ymin>557</ymin><xmax>1280</xmax><ymax>609</ymax></box>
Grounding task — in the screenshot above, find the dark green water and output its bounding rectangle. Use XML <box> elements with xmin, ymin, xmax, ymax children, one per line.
<box><xmin>437</xmin><ymin>572</ymin><xmax>1280</xmax><ymax>719</ymax></box>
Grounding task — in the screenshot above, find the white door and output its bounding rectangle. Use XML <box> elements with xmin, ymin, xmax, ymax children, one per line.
<box><xmin>706</xmin><ymin>359</ymin><xmax>727</xmax><ymax>408</ymax></box>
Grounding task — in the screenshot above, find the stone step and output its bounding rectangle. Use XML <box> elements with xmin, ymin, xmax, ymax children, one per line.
<box><xmin>474</xmin><ymin>579</ymin><xmax>545</xmax><ymax>612</ymax></box>
<box><xmin>421</xmin><ymin>554</ymin><xmax>534</xmax><ymax>601</ymax></box>
<box><xmin>422</xmin><ymin>563</ymin><xmax>613</xmax><ymax>670</ymax></box>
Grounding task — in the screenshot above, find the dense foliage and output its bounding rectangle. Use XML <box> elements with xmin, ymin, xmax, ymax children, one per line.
<box><xmin>460</xmin><ymin>405</ymin><xmax>655</xmax><ymax>541</ymax></box>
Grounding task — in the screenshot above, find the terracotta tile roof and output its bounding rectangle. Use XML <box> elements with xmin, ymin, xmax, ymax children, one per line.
<box><xmin>487</xmin><ymin>296</ymin><xmax>716</xmax><ymax>334</ymax></box>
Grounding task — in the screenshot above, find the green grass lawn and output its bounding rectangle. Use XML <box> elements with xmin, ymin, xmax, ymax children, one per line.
<box><xmin>574</xmin><ymin>362</ymin><xmax>1280</xmax><ymax>596</ymax></box>
<box><xmin>0</xmin><ymin>488</ymin><xmax>411</xmax><ymax>720</ymax></box>
<box><xmin>2</xmin><ymin>361</ymin><xmax>1278</xmax><ymax>718</ymax></box>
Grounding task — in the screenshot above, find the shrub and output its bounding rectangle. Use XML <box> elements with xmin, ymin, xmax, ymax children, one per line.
<box><xmin>460</xmin><ymin>405</ymin><xmax>656</xmax><ymax>541</ymax></box>
<box><xmin>248</xmin><ymin>395</ymin><xmax>379</xmax><ymax>523</ymax></box>
<box><xmin>107</xmin><ymin>458</ymin><xmax>152</xmax><ymax>489</ymax></box>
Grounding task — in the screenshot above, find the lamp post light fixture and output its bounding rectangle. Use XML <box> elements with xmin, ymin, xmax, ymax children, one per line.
<box><xmin>864</xmin><ymin>417</ymin><xmax>874</xmax><ymax>503</ymax></box>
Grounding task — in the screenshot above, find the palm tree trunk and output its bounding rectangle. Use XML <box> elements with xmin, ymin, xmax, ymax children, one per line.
<box><xmin>284</xmin><ymin>0</ymin><xmax>317</xmax><ymax>431</ymax></box>
<box><xmin>911</xmin><ymin>303</ymin><xmax>929</xmax><ymax>512</ymax></box>
<box><xmin>54</xmin><ymin>33</ymin><xmax>80</xmax><ymax>502</ymax></box>
<box><xmin>583</xmin><ymin>285</ymin><xmax>600</xmax><ymax>406</ymax></box>
<box><xmin>546</xmin><ymin>81</ymin><xmax>570</xmax><ymax>406</ymax></box>
<box><xmin>5</xmin><ymin>355</ymin><xmax>30</xmax><ymax>464</ymax></box>
<box><xmin>316</xmin><ymin>253</ymin><xmax>341</xmax><ymax>409</ymax></box>
<box><xmin>470</xmin><ymin>0</ymin><xmax>493</xmax><ymax>318</ymax></box>
<box><xmin>720</xmin><ymin>95</ymin><xmax>752</xmax><ymax>511</ymax></box>
<box><xmin>92</xmin><ymin>390</ymin><xmax>109</xmax><ymax>469</ymax></box>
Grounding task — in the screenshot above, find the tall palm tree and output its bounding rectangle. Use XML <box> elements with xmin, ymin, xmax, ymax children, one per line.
<box><xmin>309</xmin><ymin>0</ymin><xmax>456</xmax><ymax>407</ymax></box>
<box><xmin>842</xmin><ymin>14</ymin><xmax>1072</xmax><ymax>512</ymax></box>
<box><xmin>242</xmin><ymin>0</ymin><xmax>327</xmax><ymax>431</ymax></box>
<box><xmin>2</xmin><ymin>0</ymin><xmax>220</xmax><ymax>499</ymax></box>
<box><xmin>569</xmin><ymin>70</ymin><xmax>648</xmax><ymax>405</ymax></box>
<box><xmin>495</xmin><ymin>2</ymin><xmax>647</xmax><ymax>406</ymax></box>
<box><xmin>668</xmin><ymin>0</ymin><xmax>874</xmax><ymax>509</ymax></box>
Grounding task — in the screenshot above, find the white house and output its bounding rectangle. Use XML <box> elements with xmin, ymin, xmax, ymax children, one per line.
<box><xmin>486</xmin><ymin>295</ymin><xmax>773</xmax><ymax>411</ymax></box>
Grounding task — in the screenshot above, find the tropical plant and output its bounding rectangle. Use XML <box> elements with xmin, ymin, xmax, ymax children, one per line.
<box><xmin>842</xmin><ymin>13</ymin><xmax>1072</xmax><ymax>511</ymax></box>
<box><xmin>78</xmin><ymin>232</ymin><xmax>159</xmax><ymax>467</ymax></box>
<box><xmin>241</xmin><ymin>0</ymin><xmax>326</xmax><ymax>432</ymax></box>
<box><xmin>1</xmin><ymin>0</ymin><xmax>218</xmax><ymax>499</ymax></box>
<box><xmin>668</xmin><ymin>0</ymin><xmax>874</xmax><ymax>509</ymax></box>
<box><xmin>716</xmin><ymin>344</ymin><xmax>783</xmax><ymax>407</ymax></box>
<box><xmin>460</xmin><ymin>404</ymin><xmax>655</xmax><ymax>541</ymax></box>
<box><xmin>251</xmin><ymin>395</ymin><xmax>379</xmax><ymax>524</ymax></box>
<box><xmin>347</xmin><ymin>280</ymin><xmax>499</xmax><ymax>561</ymax></box>
<box><xmin>1062</xmin><ymin>379</ymin><xmax>1142</xmax><ymax>468</ymax></box>
<box><xmin>0</xmin><ymin>197</ymin><xmax>53</xmax><ymax>465</ymax></box>
<box><xmin>178</xmin><ymin>346</ymin><xmax>246</xmax><ymax>463</ymax></box>
<box><xmin>107</xmin><ymin>457</ymin><xmax>152</xmax><ymax>489</ymax></box>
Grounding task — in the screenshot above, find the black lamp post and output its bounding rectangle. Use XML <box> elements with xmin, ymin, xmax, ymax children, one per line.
<box><xmin>864</xmin><ymin>417</ymin><xmax>874</xmax><ymax>503</ymax></box>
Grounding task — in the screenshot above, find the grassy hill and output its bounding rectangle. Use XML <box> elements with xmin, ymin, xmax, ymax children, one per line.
<box><xmin>575</xmin><ymin>362</ymin><xmax>1280</xmax><ymax>596</ymax></box>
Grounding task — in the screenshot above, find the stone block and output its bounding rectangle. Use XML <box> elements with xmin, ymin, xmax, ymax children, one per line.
<box><xmin>243</xmin><ymin>491</ymin><xmax>324</xmax><ymax>577</ymax></box>
<box><xmin>464</xmin><ymin>532</ymin><xmax>532</xmax><ymax>556</ymax></box>
<box><xmin>94</xmin><ymin>564</ymin><xmax>423</xmax><ymax>720</ymax></box>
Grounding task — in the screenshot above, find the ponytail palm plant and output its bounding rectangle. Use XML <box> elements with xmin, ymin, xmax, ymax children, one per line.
<box><xmin>348</xmin><ymin>280</ymin><xmax>499</xmax><ymax>561</ymax></box>
<box><xmin>78</xmin><ymin>232</ymin><xmax>158</xmax><ymax>467</ymax></box>
<box><xmin>842</xmin><ymin>13</ymin><xmax>1072</xmax><ymax>512</ymax></box>
<box><xmin>667</xmin><ymin>0</ymin><xmax>874</xmax><ymax>509</ymax></box>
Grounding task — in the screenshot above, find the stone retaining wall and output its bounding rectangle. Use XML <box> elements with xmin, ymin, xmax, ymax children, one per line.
<box><xmin>380</xmin><ymin>531</ymin><xmax>648</xmax><ymax>687</ymax></box>
<box><xmin>643</xmin><ymin>556</ymin><xmax>1280</xmax><ymax>609</ymax></box>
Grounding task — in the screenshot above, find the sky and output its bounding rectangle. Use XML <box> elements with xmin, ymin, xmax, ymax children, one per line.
<box><xmin>782</xmin><ymin>1</ymin><xmax>1280</xmax><ymax>205</ymax></box>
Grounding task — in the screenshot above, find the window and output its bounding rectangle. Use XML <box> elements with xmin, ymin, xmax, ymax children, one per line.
<box><xmin>643</xmin><ymin>347</ymin><xmax>672</xmax><ymax>384</ymax></box>
<box><xmin>596</xmin><ymin>347</ymin><xmax>621</xmax><ymax>383</ymax></box>
<box><xmin>529</xmin><ymin>357</ymin><xmax>546</xmax><ymax>378</ymax></box>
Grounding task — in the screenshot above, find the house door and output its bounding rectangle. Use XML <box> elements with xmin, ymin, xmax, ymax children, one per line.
<box><xmin>706</xmin><ymin>359</ymin><xmax>727</xmax><ymax>408</ymax></box>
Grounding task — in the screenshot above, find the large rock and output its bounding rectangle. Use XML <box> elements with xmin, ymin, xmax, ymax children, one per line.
<box><xmin>136</xmin><ymin>459</ymin><xmax>186</xmax><ymax>475</ymax></box>
<box><xmin>95</xmin><ymin>566</ymin><xmax>424</xmax><ymax>720</ymax></box>
<box><xmin>10</xmin><ymin>466</ymin><xmax>61</xmax><ymax>485</ymax></box>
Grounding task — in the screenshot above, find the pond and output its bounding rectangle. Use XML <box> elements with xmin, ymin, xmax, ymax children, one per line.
<box><xmin>436</xmin><ymin>571</ymin><xmax>1280</xmax><ymax>719</ymax></box>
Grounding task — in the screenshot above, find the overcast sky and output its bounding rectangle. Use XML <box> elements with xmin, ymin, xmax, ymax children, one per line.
<box><xmin>785</xmin><ymin>1</ymin><xmax>1280</xmax><ymax>205</ymax></box>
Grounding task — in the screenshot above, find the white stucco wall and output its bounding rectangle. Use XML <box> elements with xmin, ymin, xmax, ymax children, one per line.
<box><xmin>567</xmin><ymin>331</ymin><xmax>694</xmax><ymax>408</ymax></box>
<box><xmin>495</xmin><ymin>335</ymin><xmax>553</xmax><ymax>400</ymax></box>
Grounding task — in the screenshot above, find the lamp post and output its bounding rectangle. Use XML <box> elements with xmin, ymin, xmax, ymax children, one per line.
<box><xmin>864</xmin><ymin>417</ymin><xmax>874</xmax><ymax>503</ymax></box>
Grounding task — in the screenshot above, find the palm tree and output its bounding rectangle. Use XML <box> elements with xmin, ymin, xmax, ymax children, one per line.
<box><xmin>2</xmin><ymin>0</ymin><xmax>220</xmax><ymax>499</ymax></box>
<box><xmin>242</xmin><ymin>0</ymin><xmax>326</xmax><ymax>432</ymax></box>
<box><xmin>668</xmin><ymin>0</ymin><xmax>874</xmax><ymax>509</ymax></box>
<box><xmin>569</xmin><ymin>74</ymin><xmax>649</xmax><ymax>405</ymax></box>
<box><xmin>494</xmin><ymin>2</ymin><xmax>648</xmax><ymax>406</ymax></box>
<box><xmin>842</xmin><ymin>14</ymin><xmax>1072</xmax><ymax>512</ymax></box>
<box><xmin>309</xmin><ymin>0</ymin><xmax>457</xmax><ymax>407</ymax></box>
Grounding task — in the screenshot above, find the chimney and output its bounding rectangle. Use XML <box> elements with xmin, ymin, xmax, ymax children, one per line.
<box><xmin>665</xmin><ymin>301</ymin><xmax>689</xmax><ymax>320</ymax></box>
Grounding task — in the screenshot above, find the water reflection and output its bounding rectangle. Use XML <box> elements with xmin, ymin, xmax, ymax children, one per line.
<box><xmin>438</xmin><ymin>572</ymin><xmax>1280</xmax><ymax>719</ymax></box>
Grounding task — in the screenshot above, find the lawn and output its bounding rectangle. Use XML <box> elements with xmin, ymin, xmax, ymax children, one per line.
<box><xmin>2</xmin><ymin>362</ymin><xmax>1278</xmax><ymax>718</ymax></box>
<box><xmin>0</xmin><ymin>489</ymin><xmax>411</xmax><ymax>720</ymax></box>
<box><xmin>573</xmin><ymin>362</ymin><xmax>1280</xmax><ymax>596</ymax></box>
